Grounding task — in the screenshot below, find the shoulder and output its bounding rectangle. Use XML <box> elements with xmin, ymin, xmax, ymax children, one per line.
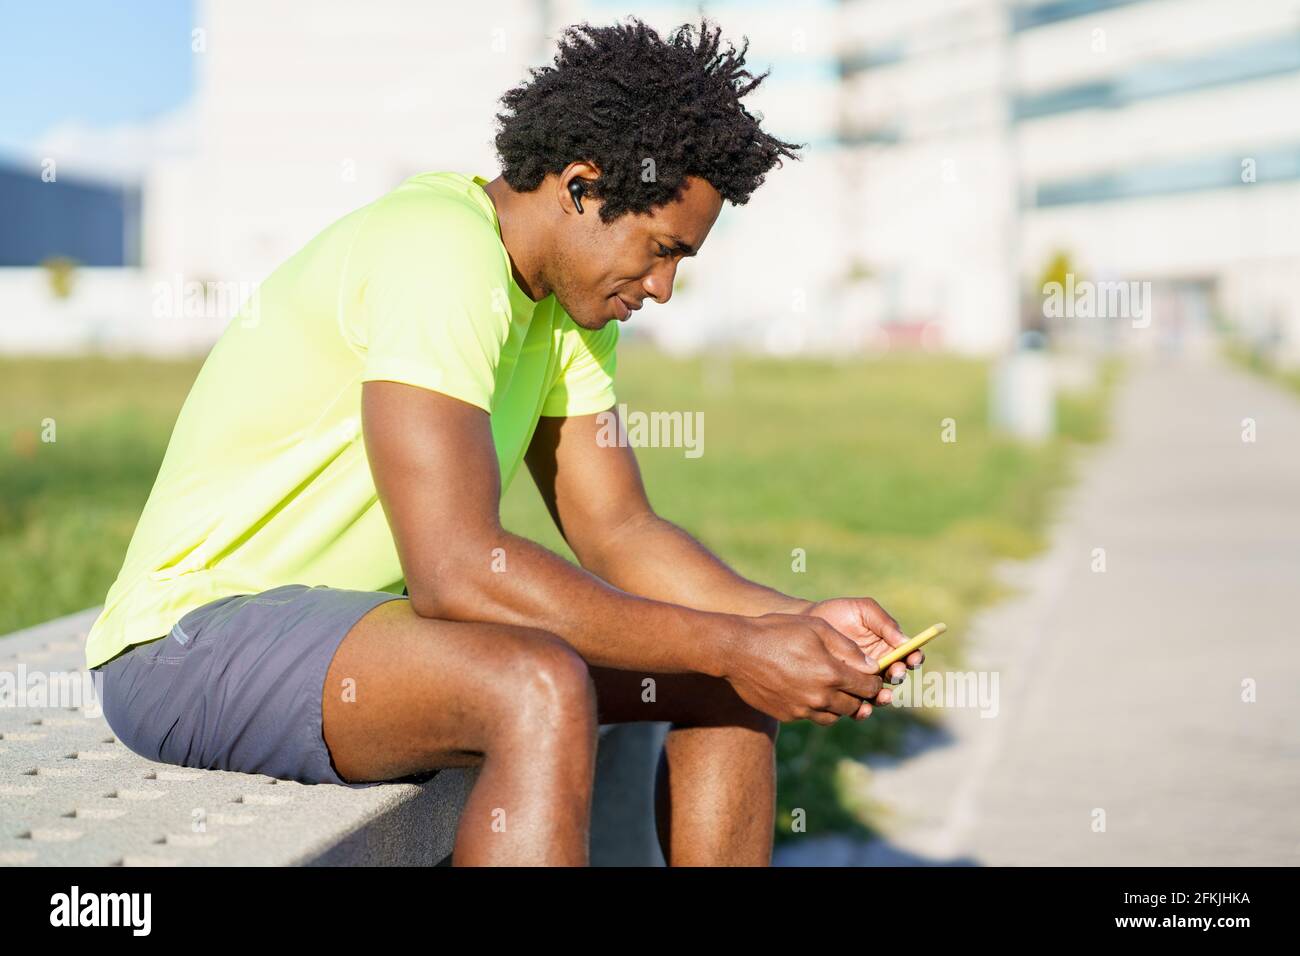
<box><xmin>352</xmin><ymin>172</ymin><xmax>504</xmax><ymax>270</ymax></box>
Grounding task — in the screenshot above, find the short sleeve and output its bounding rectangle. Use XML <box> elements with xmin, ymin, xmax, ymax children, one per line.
<box><xmin>541</xmin><ymin>318</ymin><xmax>619</xmax><ymax>417</ymax></box>
<box><xmin>352</xmin><ymin>197</ymin><xmax>512</xmax><ymax>414</ymax></box>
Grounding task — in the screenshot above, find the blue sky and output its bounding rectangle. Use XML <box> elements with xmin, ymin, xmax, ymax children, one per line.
<box><xmin>0</xmin><ymin>1</ymin><xmax>195</xmax><ymax>157</ymax></box>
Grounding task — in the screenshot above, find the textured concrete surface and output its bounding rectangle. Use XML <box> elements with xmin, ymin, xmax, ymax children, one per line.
<box><xmin>0</xmin><ymin>608</ymin><xmax>668</xmax><ymax>866</ymax></box>
<box><xmin>776</xmin><ymin>351</ymin><xmax>1300</xmax><ymax>866</ymax></box>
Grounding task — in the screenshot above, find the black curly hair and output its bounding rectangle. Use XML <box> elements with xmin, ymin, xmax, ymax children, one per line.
<box><xmin>492</xmin><ymin>15</ymin><xmax>805</xmax><ymax>224</ymax></box>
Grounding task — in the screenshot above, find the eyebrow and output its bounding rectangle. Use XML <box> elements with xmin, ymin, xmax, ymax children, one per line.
<box><xmin>665</xmin><ymin>235</ymin><xmax>697</xmax><ymax>257</ymax></box>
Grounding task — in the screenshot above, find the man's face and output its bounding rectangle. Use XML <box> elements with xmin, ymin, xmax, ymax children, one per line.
<box><xmin>547</xmin><ymin>174</ymin><xmax>723</xmax><ymax>330</ymax></box>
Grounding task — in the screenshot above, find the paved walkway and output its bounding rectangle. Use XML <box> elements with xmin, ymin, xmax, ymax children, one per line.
<box><xmin>777</xmin><ymin>350</ymin><xmax>1300</xmax><ymax>866</ymax></box>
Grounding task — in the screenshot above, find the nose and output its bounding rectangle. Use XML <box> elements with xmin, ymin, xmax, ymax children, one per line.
<box><xmin>641</xmin><ymin>257</ymin><xmax>679</xmax><ymax>306</ymax></box>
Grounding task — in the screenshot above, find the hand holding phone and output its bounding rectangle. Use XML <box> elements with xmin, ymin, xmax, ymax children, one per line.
<box><xmin>876</xmin><ymin>622</ymin><xmax>946</xmax><ymax>675</ymax></box>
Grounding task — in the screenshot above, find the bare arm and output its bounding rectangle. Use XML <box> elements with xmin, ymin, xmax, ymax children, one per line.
<box><xmin>364</xmin><ymin>380</ymin><xmax>891</xmax><ymax>725</ymax></box>
<box><xmin>362</xmin><ymin>381</ymin><xmax>741</xmax><ymax>676</ymax></box>
<box><xmin>524</xmin><ymin>407</ymin><xmax>923</xmax><ymax>713</ymax></box>
<box><xmin>524</xmin><ymin>410</ymin><xmax>813</xmax><ymax>617</ymax></box>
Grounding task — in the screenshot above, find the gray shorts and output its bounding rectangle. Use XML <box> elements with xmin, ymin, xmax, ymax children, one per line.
<box><xmin>91</xmin><ymin>583</ymin><xmax>438</xmax><ymax>789</ymax></box>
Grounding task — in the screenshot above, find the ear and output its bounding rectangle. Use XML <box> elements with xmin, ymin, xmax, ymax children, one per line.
<box><xmin>558</xmin><ymin>161</ymin><xmax>603</xmax><ymax>213</ymax></box>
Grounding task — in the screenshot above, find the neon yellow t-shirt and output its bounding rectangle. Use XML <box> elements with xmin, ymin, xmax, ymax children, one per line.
<box><xmin>84</xmin><ymin>171</ymin><xmax>618</xmax><ymax>671</ymax></box>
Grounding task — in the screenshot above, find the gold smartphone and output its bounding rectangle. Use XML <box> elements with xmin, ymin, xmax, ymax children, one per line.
<box><xmin>876</xmin><ymin>622</ymin><xmax>946</xmax><ymax>672</ymax></box>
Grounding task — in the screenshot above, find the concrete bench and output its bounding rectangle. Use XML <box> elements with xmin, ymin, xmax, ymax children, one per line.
<box><xmin>0</xmin><ymin>608</ymin><xmax>668</xmax><ymax>866</ymax></box>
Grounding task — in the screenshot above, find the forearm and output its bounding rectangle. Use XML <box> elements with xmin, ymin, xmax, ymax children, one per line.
<box><xmin>582</xmin><ymin>512</ymin><xmax>814</xmax><ymax>617</ymax></box>
<box><xmin>406</xmin><ymin>527</ymin><xmax>737</xmax><ymax>677</ymax></box>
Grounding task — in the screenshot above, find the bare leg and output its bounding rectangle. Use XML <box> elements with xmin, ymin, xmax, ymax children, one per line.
<box><xmin>588</xmin><ymin>666</ymin><xmax>779</xmax><ymax>866</ymax></box>
<box><xmin>322</xmin><ymin>599</ymin><xmax>598</xmax><ymax>865</ymax></box>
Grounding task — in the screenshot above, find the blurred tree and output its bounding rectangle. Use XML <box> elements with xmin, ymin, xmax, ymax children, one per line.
<box><xmin>842</xmin><ymin>255</ymin><xmax>875</xmax><ymax>286</ymax></box>
<box><xmin>40</xmin><ymin>256</ymin><xmax>80</xmax><ymax>300</ymax></box>
<box><xmin>1027</xmin><ymin>249</ymin><xmax>1076</xmax><ymax>341</ymax></box>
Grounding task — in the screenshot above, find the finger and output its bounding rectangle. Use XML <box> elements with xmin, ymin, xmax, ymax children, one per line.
<box><xmin>906</xmin><ymin>650</ymin><xmax>925</xmax><ymax>669</ymax></box>
<box><xmin>875</xmin><ymin>686</ymin><xmax>893</xmax><ymax>707</ymax></box>
<box><xmin>886</xmin><ymin>661</ymin><xmax>908</xmax><ymax>683</ymax></box>
<box><xmin>818</xmin><ymin>690</ymin><xmax>866</xmax><ymax>719</ymax></box>
<box><xmin>834</xmin><ymin>662</ymin><xmax>883</xmax><ymax>701</ymax></box>
<box><xmin>860</xmin><ymin>599</ymin><xmax>908</xmax><ymax>647</ymax></box>
<box><xmin>814</xmin><ymin>621</ymin><xmax>885</xmax><ymax>700</ymax></box>
<box><xmin>821</xmin><ymin>625</ymin><xmax>877</xmax><ymax>674</ymax></box>
<box><xmin>854</xmin><ymin>700</ymin><xmax>873</xmax><ymax>720</ymax></box>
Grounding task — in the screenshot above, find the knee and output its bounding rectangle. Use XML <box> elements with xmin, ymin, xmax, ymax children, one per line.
<box><xmin>507</xmin><ymin>630</ymin><xmax>597</xmax><ymax>728</ymax></box>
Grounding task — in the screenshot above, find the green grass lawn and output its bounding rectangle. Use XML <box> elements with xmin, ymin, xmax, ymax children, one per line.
<box><xmin>0</xmin><ymin>345</ymin><xmax>1117</xmax><ymax>842</ymax></box>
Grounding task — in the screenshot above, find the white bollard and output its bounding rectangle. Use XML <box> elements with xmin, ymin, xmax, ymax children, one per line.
<box><xmin>990</xmin><ymin>348</ymin><xmax>1055</xmax><ymax>441</ymax></box>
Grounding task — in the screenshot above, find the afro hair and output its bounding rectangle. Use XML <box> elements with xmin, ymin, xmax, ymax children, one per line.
<box><xmin>492</xmin><ymin>15</ymin><xmax>805</xmax><ymax>224</ymax></box>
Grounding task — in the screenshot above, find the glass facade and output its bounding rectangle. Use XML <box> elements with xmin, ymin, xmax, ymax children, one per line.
<box><xmin>0</xmin><ymin>163</ymin><xmax>140</xmax><ymax>267</ymax></box>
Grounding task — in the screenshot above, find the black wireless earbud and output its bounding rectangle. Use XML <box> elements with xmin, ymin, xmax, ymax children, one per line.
<box><xmin>568</xmin><ymin>179</ymin><xmax>586</xmax><ymax>214</ymax></box>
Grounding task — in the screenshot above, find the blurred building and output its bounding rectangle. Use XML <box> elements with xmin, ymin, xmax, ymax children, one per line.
<box><xmin>841</xmin><ymin>0</ymin><xmax>1300</xmax><ymax>361</ymax></box>
<box><xmin>0</xmin><ymin>164</ymin><xmax>141</xmax><ymax>267</ymax></box>
<box><xmin>145</xmin><ymin>0</ymin><xmax>558</xmax><ymax>281</ymax></box>
<box><xmin>161</xmin><ymin>0</ymin><xmax>853</xmax><ymax>359</ymax></box>
<box><xmin>3</xmin><ymin>0</ymin><xmax>1298</xmax><ymax>363</ymax></box>
<box><xmin>0</xmin><ymin>1</ymin><xmax>559</xmax><ymax>354</ymax></box>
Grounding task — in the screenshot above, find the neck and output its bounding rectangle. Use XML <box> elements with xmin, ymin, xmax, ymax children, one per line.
<box><xmin>482</xmin><ymin>175</ymin><xmax>548</xmax><ymax>302</ymax></box>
